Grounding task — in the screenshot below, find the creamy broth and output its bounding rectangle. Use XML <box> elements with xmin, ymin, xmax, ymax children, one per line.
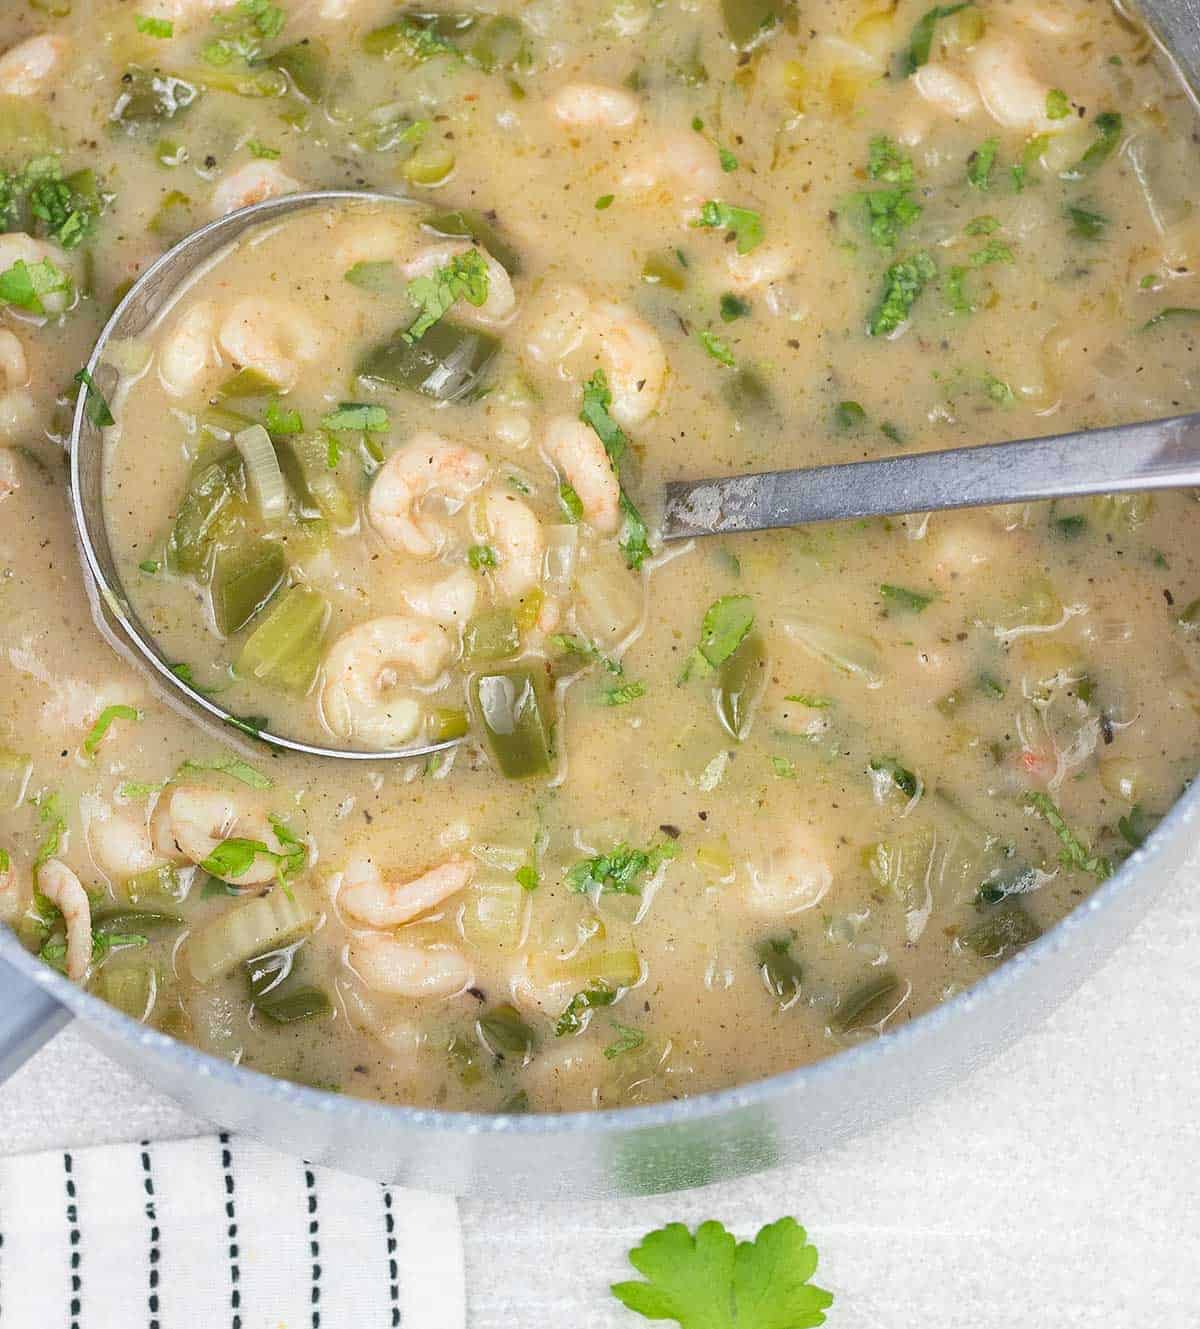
<box><xmin>1</xmin><ymin>0</ymin><xmax>1199</xmax><ymax>1111</ymax></box>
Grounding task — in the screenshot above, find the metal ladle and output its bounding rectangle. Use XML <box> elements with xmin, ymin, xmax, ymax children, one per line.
<box><xmin>70</xmin><ymin>179</ymin><xmax>1200</xmax><ymax>760</ymax></box>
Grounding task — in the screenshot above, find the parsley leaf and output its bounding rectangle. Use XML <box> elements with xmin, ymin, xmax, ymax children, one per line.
<box><xmin>697</xmin><ymin>329</ymin><xmax>736</xmax><ymax>367</ymax></box>
<box><xmin>691</xmin><ymin>200</ymin><xmax>763</xmax><ymax>254</ymax></box>
<box><xmin>611</xmin><ymin>1218</ymin><xmax>834</xmax><ymax>1329</ymax></box>
<box><xmin>859</xmin><ymin>186</ymin><xmax>922</xmax><ymax>251</ymax></box>
<box><xmin>867</xmin><ymin>134</ymin><xmax>913</xmax><ymax>185</ymax></box>
<box><xmin>264</xmin><ymin>398</ymin><xmax>302</xmax><ymax>434</ymax></box>
<box><xmin>1064</xmin><ymin>111</ymin><xmax>1122</xmax><ymax>178</ymax></box>
<box><xmin>176</xmin><ymin>754</ymin><xmax>272</xmax><ymax>789</ymax></box>
<box><xmin>83</xmin><ymin>704</ymin><xmax>141</xmax><ymax>755</ymax></box>
<box><xmin>967</xmin><ymin>137</ymin><xmax>999</xmax><ymax>189</ymax></box>
<box><xmin>719</xmin><ymin>292</ymin><xmax>750</xmax><ymax>322</ymax></box>
<box><xmin>565</xmin><ymin>841</ymin><xmax>676</xmax><ymax>896</ymax></box>
<box><xmin>320</xmin><ymin>402</ymin><xmax>389</xmax><ymax>432</ymax></box>
<box><xmin>867</xmin><ymin>251</ymin><xmax>936</xmax><ymax>336</ymax></box>
<box><xmin>1025</xmin><ymin>792</ymin><xmax>1112</xmax><ymax>880</ymax></box>
<box><xmin>1066</xmin><ymin>203</ymin><xmax>1107</xmax><ymax>239</ymax></box>
<box><xmin>246</xmin><ymin>139</ymin><xmax>280</xmax><ymax>159</ymax></box>
<box><xmin>136</xmin><ymin>15</ymin><xmax>175</xmax><ymax>37</ymax></box>
<box><xmin>74</xmin><ymin>368</ymin><xmax>115</xmax><ymax>427</ymax></box>
<box><xmin>0</xmin><ymin>258</ymin><xmax>71</xmax><ymax>314</ymax></box>
<box><xmin>600</xmin><ymin>680</ymin><xmax>646</xmax><ymax>706</ymax></box>
<box><xmin>403</xmin><ymin>248</ymin><xmax>490</xmax><ymax>343</ymax></box>
<box><xmin>603</xmin><ymin>1021</ymin><xmax>645</xmax><ymax>1058</ymax></box>
<box><xmin>579</xmin><ymin>370</ymin><xmax>653</xmax><ymax>571</ymax></box>
<box><xmin>1046</xmin><ymin>87</ymin><xmax>1070</xmax><ymax>119</ymax></box>
<box><xmin>556</xmin><ymin>981</ymin><xmax>617</xmax><ymax>1036</ymax></box>
<box><xmin>880</xmin><ymin>582</ymin><xmax>934</xmax><ymax>612</ymax></box>
<box><xmin>902</xmin><ymin>3</ymin><xmax>970</xmax><ymax>75</ymax></box>
<box><xmin>199</xmin><ymin>836</ymin><xmax>272</xmax><ymax>881</ymax></box>
<box><xmin>869</xmin><ymin>755</ymin><xmax>920</xmax><ymax>799</ymax></box>
<box><xmin>467</xmin><ymin>543</ymin><xmax>497</xmax><ymax>569</ymax></box>
<box><xmin>681</xmin><ymin>595</ymin><xmax>754</xmax><ymax>681</ymax></box>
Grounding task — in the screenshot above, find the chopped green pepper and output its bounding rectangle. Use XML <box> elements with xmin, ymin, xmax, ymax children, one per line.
<box><xmin>476</xmin><ymin>1003</ymin><xmax>536</xmax><ymax>1060</ymax></box>
<box><xmin>211</xmin><ymin>539</ymin><xmax>286</xmax><ymax>636</ymax></box>
<box><xmin>961</xmin><ymin>898</ymin><xmax>1041</xmax><ymax>959</ymax></box>
<box><xmin>265</xmin><ymin>39</ymin><xmax>328</xmax><ymax>101</ymax></box>
<box><xmin>715</xmin><ymin>631</ymin><xmax>766</xmax><ymax>740</ymax></box>
<box><xmin>276</xmin><ymin>432</ymin><xmax>354</xmax><ymax>525</ymax></box>
<box><xmin>236</xmin><ymin>586</ymin><xmax>328</xmax><ymax>692</ymax></box>
<box><xmin>423</xmin><ymin>207</ymin><xmax>521</xmax><ymax>274</ymax></box>
<box><xmin>721</xmin><ymin>0</ymin><xmax>789</xmax><ymax>51</ymax></box>
<box><xmin>463</xmin><ymin>607</ymin><xmax>521</xmax><ymax>661</ymax></box>
<box><xmin>471</xmin><ymin>668</ymin><xmax>553</xmax><ymax>778</ymax></box>
<box><xmin>166</xmin><ymin>452</ymin><xmax>246</xmax><ymax>578</ymax></box>
<box><xmin>832</xmin><ymin>971</ymin><xmax>904</xmax><ymax>1032</ymax></box>
<box><xmin>357</xmin><ymin>319</ymin><xmax>499</xmax><ymax>403</ymax></box>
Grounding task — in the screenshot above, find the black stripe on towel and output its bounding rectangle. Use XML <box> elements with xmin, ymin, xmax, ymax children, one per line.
<box><xmin>63</xmin><ymin>1152</ymin><xmax>81</xmax><ymax>1329</ymax></box>
<box><xmin>219</xmin><ymin>1133</ymin><xmax>241</xmax><ymax>1329</ymax></box>
<box><xmin>383</xmin><ymin>1188</ymin><xmax>400</xmax><ymax>1327</ymax></box>
<box><xmin>304</xmin><ymin>1167</ymin><xmax>321</xmax><ymax>1329</ymax></box>
<box><xmin>140</xmin><ymin>1143</ymin><xmax>161</xmax><ymax>1329</ymax></box>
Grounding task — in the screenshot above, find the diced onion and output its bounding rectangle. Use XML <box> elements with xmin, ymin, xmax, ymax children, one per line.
<box><xmin>234</xmin><ymin>424</ymin><xmax>288</xmax><ymax>521</ymax></box>
<box><xmin>186</xmin><ymin>888</ymin><xmax>312</xmax><ymax>984</ymax></box>
<box><xmin>781</xmin><ymin>616</ymin><xmax>882</xmax><ymax>686</ymax></box>
<box><xmin>544</xmin><ymin>524</ymin><xmax>578</xmax><ymax>594</ymax></box>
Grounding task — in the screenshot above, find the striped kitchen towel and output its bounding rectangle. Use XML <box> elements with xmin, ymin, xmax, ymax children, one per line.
<box><xmin>0</xmin><ymin>1133</ymin><xmax>464</xmax><ymax>1329</ymax></box>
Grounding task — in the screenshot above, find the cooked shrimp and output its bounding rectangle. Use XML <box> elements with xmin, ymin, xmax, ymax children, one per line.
<box><xmin>548</xmin><ymin>83</ymin><xmax>640</xmax><ymax>129</ymax></box>
<box><xmin>0</xmin><ymin>233</ymin><xmax>74</xmax><ymax>315</ymax></box>
<box><xmin>339</xmin><ymin>855</ymin><xmax>474</xmax><ymax>928</ymax></box>
<box><xmin>349</xmin><ymin>933</ymin><xmax>473</xmax><ymax>998</ymax></box>
<box><xmin>155</xmin><ymin>785</ymin><xmax>287</xmax><ymax>886</ymax></box>
<box><xmin>912</xmin><ymin>63</ymin><xmax>981</xmax><ymax>118</ymax></box>
<box><xmin>39</xmin><ymin>859</ymin><xmax>92</xmax><ymax>982</ymax></box>
<box><xmin>746</xmin><ymin>827</ymin><xmax>833</xmax><ymax>916</ymax></box>
<box><xmin>0</xmin><ymin>450</ymin><xmax>17</xmax><ymax>501</ymax></box>
<box><xmin>158</xmin><ymin>301</ymin><xmax>216</xmax><ymax>398</ymax></box>
<box><xmin>0</xmin><ymin>329</ymin><xmax>35</xmax><ymax>439</ymax></box>
<box><xmin>216</xmin><ymin>298</ymin><xmax>322</xmax><ymax>391</ymax></box>
<box><xmin>403</xmin><ymin>243</ymin><xmax>516</xmax><ymax>327</ymax></box>
<box><xmin>402</xmin><ymin>568</ymin><xmax>478</xmax><ymax>625</ymax></box>
<box><xmin>620</xmin><ymin>129</ymin><xmax>722</xmax><ymax>215</ymax></box>
<box><xmin>90</xmin><ymin>810</ymin><xmax>162</xmax><ymax>881</ymax></box>
<box><xmin>968</xmin><ymin>36</ymin><xmax>1063</xmax><ymax>133</ymax></box>
<box><xmin>368</xmin><ymin>434</ymin><xmax>490</xmax><ymax>557</ymax></box>
<box><xmin>0</xmin><ymin>34</ymin><xmax>65</xmax><ymax>96</ymax></box>
<box><xmin>484</xmin><ymin>489</ymin><xmax>545</xmax><ymax>599</ymax></box>
<box><xmin>321</xmin><ymin>616</ymin><xmax>451</xmax><ymax>747</ymax></box>
<box><xmin>586</xmin><ymin>301</ymin><xmax>667</xmax><ymax>427</ymax></box>
<box><xmin>209</xmin><ymin>160</ymin><xmax>302</xmax><ymax>217</ymax></box>
<box><xmin>0</xmin><ymin>854</ymin><xmax>23</xmax><ymax>922</ymax></box>
<box><xmin>523</xmin><ymin>283</ymin><xmax>591</xmax><ymax>368</ymax></box>
<box><xmin>724</xmin><ymin>246</ymin><xmax>797</xmax><ymax>295</ymax></box>
<box><xmin>543</xmin><ymin>417</ymin><xmax>620</xmax><ymax>535</ymax></box>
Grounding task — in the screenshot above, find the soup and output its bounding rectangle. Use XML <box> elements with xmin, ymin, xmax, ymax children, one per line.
<box><xmin>1</xmin><ymin>0</ymin><xmax>1199</xmax><ymax>1112</ymax></box>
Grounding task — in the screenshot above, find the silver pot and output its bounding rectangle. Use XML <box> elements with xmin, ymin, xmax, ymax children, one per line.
<box><xmin>0</xmin><ymin>0</ymin><xmax>1196</xmax><ymax>1202</ymax></box>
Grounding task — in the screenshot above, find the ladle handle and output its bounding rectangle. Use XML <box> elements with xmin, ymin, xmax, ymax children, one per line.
<box><xmin>661</xmin><ymin>412</ymin><xmax>1200</xmax><ymax>539</ymax></box>
<box><xmin>0</xmin><ymin>944</ymin><xmax>71</xmax><ymax>1083</ymax></box>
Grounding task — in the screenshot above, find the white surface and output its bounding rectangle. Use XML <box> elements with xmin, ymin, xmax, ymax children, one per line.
<box><xmin>1</xmin><ymin>865</ymin><xmax>1197</xmax><ymax>1327</ymax></box>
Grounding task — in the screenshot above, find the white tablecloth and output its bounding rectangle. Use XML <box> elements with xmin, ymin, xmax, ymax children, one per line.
<box><xmin>2</xmin><ymin>860</ymin><xmax>1197</xmax><ymax>1327</ymax></box>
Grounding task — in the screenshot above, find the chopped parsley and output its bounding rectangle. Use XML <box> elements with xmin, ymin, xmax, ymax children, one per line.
<box><xmin>867</xmin><ymin>135</ymin><xmax>914</xmax><ymax>185</ymax></box>
<box><xmin>867</xmin><ymin>251</ymin><xmax>936</xmax><ymax>336</ymax></box>
<box><xmin>0</xmin><ymin>258</ymin><xmax>71</xmax><ymax>315</ymax></box>
<box><xmin>403</xmin><ymin>248</ymin><xmax>490</xmax><ymax>343</ymax></box>
<box><xmin>556</xmin><ymin>981</ymin><xmax>617</xmax><ymax>1036</ymax></box>
<box><xmin>680</xmin><ymin>594</ymin><xmax>754</xmax><ymax>682</ymax></box>
<box><xmin>966</xmin><ymin>137</ymin><xmax>999</xmax><ymax>189</ymax></box>
<box><xmin>320</xmin><ymin>403</ymin><xmax>389</xmax><ymax>432</ymax></box>
<box><xmin>82</xmin><ymin>704</ymin><xmax>141</xmax><ymax>756</ymax></box>
<box><xmin>603</xmin><ymin>1022</ymin><xmax>645</xmax><ymax>1058</ymax></box>
<box><xmin>1064</xmin><ymin>111</ymin><xmax>1122</xmax><ymax>178</ymax></box>
<box><xmin>901</xmin><ymin>3</ymin><xmax>970</xmax><ymax>76</ymax></box>
<box><xmin>594</xmin><ymin>193</ymin><xmax>614</xmax><ymax>210</ymax></box>
<box><xmin>199</xmin><ymin>836</ymin><xmax>272</xmax><ymax>881</ymax></box>
<box><xmin>264</xmin><ymin>398</ymin><xmax>302</xmax><ymax>434</ymax></box>
<box><xmin>202</xmin><ymin>0</ymin><xmax>286</xmax><ymax>67</ymax></box>
<box><xmin>550</xmin><ymin>633</ymin><xmax>623</xmax><ymax>674</ymax></box>
<box><xmin>1025</xmin><ymin>792</ymin><xmax>1112</xmax><ymax>880</ymax></box>
<box><xmin>1142</xmin><ymin>306</ymin><xmax>1200</xmax><ymax>331</ymax></box>
<box><xmin>468</xmin><ymin>543</ymin><xmax>497</xmax><ymax>570</ymax></box>
<box><xmin>558</xmin><ymin>482</ymin><xmax>584</xmax><ymax>522</ymax></box>
<box><xmin>862</xmin><ymin>186</ymin><xmax>922</xmax><ymax>252</ymax></box>
<box><xmin>719</xmin><ymin>292</ymin><xmax>751</xmax><ymax>322</ymax></box>
<box><xmin>601</xmin><ymin>680</ymin><xmax>646</xmax><ymax>706</ymax></box>
<box><xmin>1046</xmin><ymin>88</ymin><xmax>1071</xmax><ymax>119</ymax></box>
<box><xmin>691</xmin><ymin>200</ymin><xmax>763</xmax><ymax>254</ymax></box>
<box><xmin>771</xmin><ymin>755</ymin><xmax>797</xmax><ymax>779</ymax></box>
<box><xmin>611</xmin><ymin>1217</ymin><xmax>833</xmax><ymax>1329</ymax></box>
<box><xmin>74</xmin><ymin>368</ymin><xmax>115</xmax><ymax>427</ymax></box>
<box><xmin>565</xmin><ymin>840</ymin><xmax>677</xmax><ymax>896</ymax></box>
<box><xmin>869</xmin><ymin>756</ymin><xmax>920</xmax><ymax>799</ymax></box>
<box><xmin>1066</xmin><ymin>203</ymin><xmax>1108</xmax><ymax>239</ymax></box>
<box><xmin>246</xmin><ymin>139</ymin><xmax>280</xmax><ymax>159</ymax></box>
<box><xmin>21</xmin><ymin>157</ymin><xmax>102</xmax><ymax>249</ymax></box>
<box><xmin>835</xmin><ymin>400</ymin><xmax>865</xmax><ymax>429</ymax></box>
<box><xmin>579</xmin><ymin>370</ymin><xmax>652</xmax><ymax>571</ymax></box>
<box><xmin>136</xmin><ymin>15</ymin><xmax>175</xmax><ymax>37</ymax></box>
<box><xmin>879</xmin><ymin>583</ymin><xmax>933</xmax><ymax>612</ymax></box>
<box><xmin>696</xmin><ymin>329</ymin><xmax>736</xmax><ymax>367</ymax></box>
<box><xmin>965</xmin><ymin>214</ymin><xmax>999</xmax><ymax>235</ymax></box>
<box><xmin>176</xmin><ymin>754</ymin><xmax>272</xmax><ymax>789</ymax></box>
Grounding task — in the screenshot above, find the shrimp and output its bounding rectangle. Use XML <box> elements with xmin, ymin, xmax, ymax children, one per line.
<box><xmin>209</xmin><ymin>160</ymin><xmax>302</xmax><ymax>217</ymax></box>
<box><xmin>912</xmin><ymin>63</ymin><xmax>981</xmax><ymax>118</ymax></box>
<box><xmin>153</xmin><ymin>785</ymin><xmax>287</xmax><ymax>886</ymax></box>
<box><xmin>746</xmin><ymin>827</ymin><xmax>833</xmax><ymax>916</ymax></box>
<box><xmin>484</xmin><ymin>489</ymin><xmax>545</xmax><ymax>599</ymax></box>
<box><xmin>348</xmin><ymin>933</ymin><xmax>473</xmax><ymax>998</ymax></box>
<box><xmin>402</xmin><ymin>568</ymin><xmax>478</xmax><ymax>626</ymax></box>
<box><xmin>0</xmin><ymin>329</ymin><xmax>34</xmax><ymax>442</ymax></box>
<box><xmin>523</xmin><ymin>283</ymin><xmax>592</xmax><ymax>368</ymax></box>
<box><xmin>216</xmin><ymin>298</ymin><xmax>323</xmax><ymax>391</ymax></box>
<box><xmin>90</xmin><ymin>810</ymin><xmax>162</xmax><ymax>881</ymax></box>
<box><xmin>158</xmin><ymin>301</ymin><xmax>216</xmax><ymax>398</ymax></box>
<box><xmin>368</xmin><ymin>434</ymin><xmax>490</xmax><ymax>557</ymax></box>
<box><xmin>339</xmin><ymin>855</ymin><xmax>474</xmax><ymax>928</ymax></box>
<box><xmin>0</xmin><ymin>34</ymin><xmax>65</xmax><ymax>96</ymax></box>
<box><xmin>0</xmin><ymin>233</ymin><xmax>74</xmax><ymax>315</ymax></box>
<box><xmin>403</xmin><ymin>243</ymin><xmax>516</xmax><ymax>328</ymax></box>
<box><xmin>0</xmin><ymin>854</ymin><xmax>24</xmax><ymax>923</ymax></box>
<box><xmin>543</xmin><ymin>417</ymin><xmax>620</xmax><ymax>535</ymax></box>
<box><xmin>968</xmin><ymin>35</ymin><xmax>1063</xmax><ymax>133</ymax></box>
<box><xmin>321</xmin><ymin>616</ymin><xmax>451</xmax><ymax>747</ymax></box>
<box><xmin>38</xmin><ymin>859</ymin><xmax>92</xmax><ymax>982</ymax></box>
<box><xmin>724</xmin><ymin>246</ymin><xmax>797</xmax><ymax>295</ymax></box>
<box><xmin>586</xmin><ymin>301</ymin><xmax>667</xmax><ymax>427</ymax></box>
<box><xmin>620</xmin><ymin>129</ymin><xmax>722</xmax><ymax>215</ymax></box>
<box><xmin>548</xmin><ymin>83</ymin><xmax>640</xmax><ymax>129</ymax></box>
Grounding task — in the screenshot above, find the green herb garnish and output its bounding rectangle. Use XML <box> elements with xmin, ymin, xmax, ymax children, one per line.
<box><xmin>879</xmin><ymin>583</ymin><xmax>933</xmax><ymax>612</ymax></box>
<box><xmin>74</xmin><ymin>368</ymin><xmax>115</xmax><ymax>427</ymax></box>
<box><xmin>697</xmin><ymin>329</ymin><xmax>736</xmax><ymax>367</ymax></box>
<box><xmin>1025</xmin><ymin>792</ymin><xmax>1112</xmax><ymax>880</ymax></box>
<box><xmin>691</xmin><ymin>201</ymin><xmax>763</xmax><ymax>254</ymax></box>
<box><xmin>902</xmin><ymin>3</ymin><xmax>970</xmax><ymax>75</ymax></box>
<box><xmin>680</xmin><ymin>595</ymin><xmax>754</xmax><ymax>681</ymax></box>
<box><xmin>83</xmin><ymin>704</ymin><xmax>141</xmax><ymax>756</ymax></box>
<box><xmin>565</xmin><ymin>841</ymin><xmax>677</xmax><ymax>896</ymax></box>
<box><xmin>867</xmin><ymin>251</ymin><xmax>936</xmax><ymax>336</ymax></box>
<box><xmin>320</xmin><ymin>403</ymin><xmax>389</xmax><ymax>432</ymax></box>
<box><xmin>403</xmin><ymin>248</ymin><xmax>490</xmax><ymax>343</ymax></box>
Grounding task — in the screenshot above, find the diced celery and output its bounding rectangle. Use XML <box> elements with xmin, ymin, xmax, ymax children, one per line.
<box><xmin>464</xmin><ymin>608</ymin><xmax>520</xmax><ymax>661</ymax></box>
<box><xmin>459</xmin><ymin>876</ymin><xmax>525</xmax><ymax>947</ymax></box>
<box><xmin>961</xmin><ymin>899</ymin><xmax>1041</xmax><ymax>959</ymax></box>
<box><xmin>122</xmin><ymin>864</ymin><xmax>190</xmax><ymax>905</ymax></box>
<box><xmin>641</xmin><ymin>251</ymin><xmax>688</xmax><ymax>291</ymax></box>
<box><xmin>402</xmin><ymin>146</ymin><xmax>455</xmax><ymax>185</ymax></box>
<box><xmin>723</xmin><ymin>367</ymin><xmax>773</xmax><ymax>419</ymax></box>
<box><xmin>514</xmin><ymin>587</ymin><xmax>544</xmax><ymax>633</ymax></box>
<box><xmin>994</xmin><ymin>577</ymin><xmax>1063</xmax><ymax>633</ymax></box>
<box><xmin>167</xmin><ymin>452</ymin><xmax>246</xmax><ymax>578</ymax></box>
<box><xmin>93</xmin><ymin>908</ymin><xmax>182</xmax><ymax>937</ymax></box>
<box><xmin>476</xmin><ymin>1003</ymin><xmax>535</xmax><ymax>1061</ymax></box>
<box><xmin>187</xmin><ymin>888</ymin><xmax>312</xmax><ymax>983</ymax></box>
<box><xmin>217</xmin><ymin>366</ymin><xmax>280</xmax><ymax>400</ymax></box>
<box><xmin>257</xmin><ymin>986</ymin><xmax>332</xmax><ymax>1023</ymax></box>
<box><xmin>694</xmin><ymin>834</ymin><xmax>734</xmax><ymax>881</ymax></box>
<box><xmin>782</xmin><ymin>617</ymin><xmax>881</xmax><ymax>684</ymax></box>
<box><xmin>471</xmin><ymin>669</ymin><xmax>553</xmax><ymax>778</ymax></box>
<box><xmin>721</xmin><ymin>0</ymin><xmax>787</xmax><ymax>50</ymax></box>
<box><xmin>91</xmin><ymin>965</ymin><xmax>155</xmax><ymax>1022</ymax></box>
<box><xmin>424</xmin><ymin>208</ymin><xmax>522</xmax><ymax>275</ymax></box>
<box><xmin>465</xmin><ymin>15</ymin><xmax>533</xmax><ymax>71</ymax></box>
<box><xmin>277</xmin><ymin>433</ymin><xmax>354</xmax><ymax>525</ymax></box>
<box><xmin>266</xmin><ymin>39</ymin><xmax>329</xmax><ymax>101</ymax></box>
<box><xmin>235</xmin><ymin>587</ymin><xmax>328</xmax><ymax>693</ymax></box>
<box><xmin>148</xmin><ymin>189</ymin><xmax>195</xmax><ymax>241</ymax></box>
<box><xmin>716</xmin><ymin>631</ymin><xmax>766</xmax><ymax>740</ymax></box>
<box><xmin>211</xmin><ymin>539</ymin><xmax>286</xmax><ymax>636</ymax></box>
<box><xmin>110</xmin><ymin>68</ymin><xmax>199</xmax><ymax>134</ymax></box>
<box><xmin>832</xmin><ymin>971</ymin><xmax>905</xmax><ymax>1033</ymax></box>
<box><xmin>434</xmin><ymin>708</ymin><xmax>469</xmax><ymax>741</ymax></box>
<box><xmin>561</xmin><ymin>947</ymin><xmax>641</xmax><ymax>988</ymax></box>
<box><xmin>357</xmin><ymin>320</ymin><xmax>499</xmax><ymax>402</ymax></box>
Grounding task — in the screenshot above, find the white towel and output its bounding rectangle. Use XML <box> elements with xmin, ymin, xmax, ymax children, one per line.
<box><xmin>0</xmin><ymin>1133</ymin><xmax>465</xmax><ymax>1329</ymax></box>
